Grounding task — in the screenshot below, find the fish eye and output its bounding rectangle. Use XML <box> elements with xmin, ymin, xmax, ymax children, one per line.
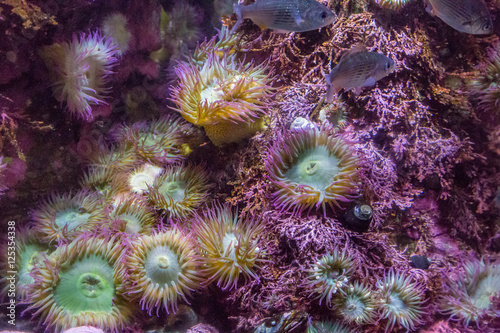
<box><xmin>321</xmin><ymin>11</ymin><xmax>328</xmax><ymax>19</ymax></box>
<box><xmin>386</xmin><ymin>61</ymin><xmax>392</xmax><ymax>70</ymax></box>
<box><xmin>483</xmin><ymin>22</ymin><xmax>492</xmax><ymax>31</ymax></box>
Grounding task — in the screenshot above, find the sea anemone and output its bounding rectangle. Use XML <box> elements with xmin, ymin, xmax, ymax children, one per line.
<box><xmin>121</xmin><ymin>163</ymin><xmax>164</xmax><ymax>195</ymax></box>
<box><xmin>376</xmin><ymin>270</ymin><xmax>426</xmax><ymax>332</ymax></box>
<box><xmin>147</xmin><ymin>164</ymin><xmax>210</xmax><ymax>219</ymax></box>
<box><xmin>307</xmin><ymin>320</ymin><xmax>352</xmax><ymax>333</ymax></box>
<box><xmin>469</xmin><ymin>43</ymin><xmax>500</xmax><ymax>114</ymax></box>
<box><xmin>375</xmin><ymin>0</ymin><xmax>413</xmax><ymax>11</ymax></box>
<box><xmin>191</xmin><ymin>26</ymin><xmax>243</xmax><ymax>67</ymax></box>
<box><xmin>25</xmin><ymin>236</ymin><xmax>132</xmax><ymax>332</ymax></box>
<box><xmin>31</xmin><ymin>191</ymin><xmax>106</xmax><ymax>245</ymax></box>
<box><xmin>332</xmin><ymin>282</ymin><xmax>377</xmax><ymax>325</ymax></box>
<box><xmin>192</xmin><ymin>204</ymin><xmax>266</xmax><ymax>290</ymax></box>
<box><xmin>265</xmin><ymin>127</ymin><xmax>361</xmax><ymax>214</ymax></box>
<box><xmin>170</xmin><ymin>49</ymin><xmax>273</xmax><ymax>146</ymax></box>
<box><xmin>122</xmin><ymin>229</ymin><xmax>203</xmax><ymax>315</ymax></box>
<box><xmin>305</xmin><ymin>249</ymin><xmax>355</xmax><ymax>307</ymax></box>
<box><xmin>112</xmin><ymin>115</ymin><xmax>203</xmax><ymax>164</ymax></box>
<box><xmin>87</xmin><ymin>145</ymin><xmax>138</xmax><ymax>171</ymax></box>
<box><xmin>99</xmin><ymin>197</ymin><xmax>157</xmax><ymax>235</ymax></box>
<box><xmin>40</xmin><ymin>31</ymin><xmax>118</xmax><ymax>120</ymax></box>
<box><xmin>439</xmin><ymin>256</ymin><xmax>500</xmax><ymax>327</ymax></box>
<box><xmin>1</xmin><ymin>229</ymin><xmax>52</xmax><ymax>300</ymax></box>
<box><xmin>80</xmin><ymin>165</ymin><xmax>128</xmax><ymax>198</ymax></box>
<box><xmin>150</xmin><ymin>2</ymin><xmax>203</xmax><ymax>62</ymax></box>
<box><xmin>102</xmin><ymin>13</ymin><xmax>132</xmax><ymax>56</ymax></box>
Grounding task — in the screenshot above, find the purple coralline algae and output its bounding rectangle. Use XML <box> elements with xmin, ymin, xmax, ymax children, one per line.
<box><xmin>0</xmin><ymin>0</ymin><xmax>500</xmax><ymax>332</ymax></box>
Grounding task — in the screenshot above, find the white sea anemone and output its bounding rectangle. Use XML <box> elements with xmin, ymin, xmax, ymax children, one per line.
<box><xmin>102</xmin><ymin>13</ymin><xmax>132</xmax><ymax>56</ymax></box>
<box><xmin>51</xmin><ymin>31</ymin><xmax>118</xmax><ymax>120</ymax></box>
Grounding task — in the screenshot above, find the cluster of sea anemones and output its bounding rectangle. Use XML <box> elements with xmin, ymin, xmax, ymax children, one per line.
<box><xmin>439</xmin><ymin>255</ymin><xmax>500</xmax><ymax>327</ymax></box>
<box><xmin>39</xmin><ymin>31</ymin><xmax>118</xmax><ymax>120</ymax></box>
<box><xmin>170</xmin><ymin>30</ymin><xmax>273</xmax><ymax>146</ymax></box>
<box><xmin>192</xmin><ymin>204</ymin><xmax>266</xmax><ymax>290</ymax></box>
<box><xmin>265</xmin><ymin>126</ymin><xmax>361</xmax><ymax>214</ymax></box>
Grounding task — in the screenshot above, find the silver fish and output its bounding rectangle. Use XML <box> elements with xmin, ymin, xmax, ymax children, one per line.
<box><xmin>233</xmin><ymin>0</ymin><xmax>336</xmax><ymax>33</ymax></box>
<box><xmin>425</xmin><ymin>0</ymin><xmax>492</xmax><ymax>35</ymax></box>
<box><xmin>325</xmin><ymin>46</ymin><xmax>395</xmax><ymax>102</ymax></box>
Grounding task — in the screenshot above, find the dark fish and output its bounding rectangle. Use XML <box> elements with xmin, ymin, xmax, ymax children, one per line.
<box><xmin>425</xmin><ymin>0</ymin><xmax>492</xmax><ymax>35</ymax></box>
<box><xmin>233</xmin><ymin>0</ymin><xmax>336</xmax><ymax>33</ymax></box>
<box><xmin>325</xmin><ymin>45</ymin><xmax>395</xmax><ymax>102</ymax></box>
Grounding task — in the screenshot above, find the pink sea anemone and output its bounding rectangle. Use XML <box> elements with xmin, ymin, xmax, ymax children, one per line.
<box><xmin>46</xmin><ymin>31</ymin><xmax>118</xmax><ymax>120</ymax></box>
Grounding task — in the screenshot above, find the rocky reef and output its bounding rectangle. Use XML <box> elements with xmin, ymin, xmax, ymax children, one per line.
<box><xmin>0</xmin><ymin>0</ymin><xmax>499</xmax><ymax>332</ymax></box>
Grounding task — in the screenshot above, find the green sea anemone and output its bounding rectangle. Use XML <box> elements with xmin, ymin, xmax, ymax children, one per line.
<box><xmin>170</xmin><ymin>48</ymin><xmax>273</xmax><ymax>146</ymax></box>
<box><xmin>80</xmin><ymin>165</ymin><xmax>128</xmax><ymax>199</ymax></box>
<box><xmin>439</xmin><ymin>256</ymin><xmax>500</xmax><ymax>327</ymax></box>
<box><xmin>305</xmin><ymin>249</ymin><xmax>355</xmax><ymax>307</ymax></box>
<box><xmin>147</xmin><ymin>164</ymin><xmax>210</xmax><ymax>219</ymax></box>
<box><xmin>1</xmin><ymin>229</ymin><xmax>52</xmax><ymax>300</ymax></box>
<box><xmin>192</xmin><ymin>204</ymin><xmax>266</xmax><ymax>290</ymax></box>
<box><xmin>332</xmin><ymin>282</ymin><xmax>376</xmax><ymax>325</ymax></box>
<box><xmin>265</xmin><ymin>127</ymin><xmax>361</xmax><ymax>214</ymax></box>
<box><xmin>32</xmin><ymin>191</ymin><xmax>106</xmax><ymax>245</ymax></box>
<box><xmin>150</xmin><ymin>2</ymin><xmax>203</xmax><ymax>62</ymax></box>
<box><xmin>87</xmin><ymin>145</ymin><xmax>138</xmax><ymax>171</ymax></box>
<box><xmin>469</xmin><ymin>44</ymin><xmax>500</xmax><ymax>114</ymax></box>
<box><xmin>26</xmin><ymin>236</ymin><xmax>132</xmax><ymax>332</ymax></box>
<box><xmin>122</xmin><ymin>229</ymin><xmax>203</xmax><ymax>314</ymax></box>
<box><xmin>99</xmin><ymin>197</ymin><xmax>157</xmax><ymax>235</ymax></box>
<box><xmin>112</xmin><ymin>115</ymin><xmax>202</xmax><ymax>165</ymax></box>
<box><xmin>376</xmin><ymin>270</ymin><xmax>426</xmax><ymax>332</ymax></box>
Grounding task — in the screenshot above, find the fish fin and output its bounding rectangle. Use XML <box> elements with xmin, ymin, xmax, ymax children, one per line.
<box><xmin>271</xmin><ymin>28</ymin><xmax>288</xmax><ymax>33</ymax></box>
<box><xmin>325</xmin><ymin>74</ymin><xmax>340</xmax><ymax>103</ymax></box>
<box><xmin>324</xmin><ymin>72</ymin><xmax>331</xmax><ymax>86</ymax></box>
<box><xmin>362</xmin><ymin>76</ymin><xmax>377</xmax><ymax>87</ymax></box>
<box><xmin>424</xmin><ymin>0</ymin><xmax>435</xmax><ymax>16</ymax></box>
<box><xmin>340</xmin><ymin>44</ymin><xmax>367</xmax><ymax>61</ymax></box>
<box><xmin>351</xmin><ymin>87</ymin><xmax>363</xmax><ymax>96</ymax></box>
<box><xmin>292</xmin><ymin>8</ymin><xmax>306</xmax><ymax>27</ymax></box>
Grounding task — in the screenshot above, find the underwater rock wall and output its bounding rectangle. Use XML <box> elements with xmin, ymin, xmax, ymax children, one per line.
<box><xmin>0</xmin><ymin>0</ymin><xmax>499</xmax><ymax>332</ymax></box>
